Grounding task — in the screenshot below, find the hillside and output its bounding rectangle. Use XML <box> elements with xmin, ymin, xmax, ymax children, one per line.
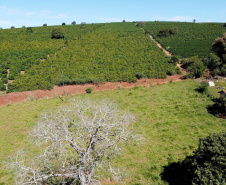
<box><xmin>0</xmin><ymin>22</ymin><xmax>177</xmax><ymax>93</ymax></box>
<box><xmin>143</xmin><ymin>22</ymin><xmax>226</xmax><ymax>58</ymax></box>
<box><xmin>0</xmin><ymin>80</ymin><xmax>225</xmax><ymax>184</ymax></box>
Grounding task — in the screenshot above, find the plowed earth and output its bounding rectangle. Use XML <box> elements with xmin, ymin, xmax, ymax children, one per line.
<box><xmin>0</xmin><ymin>72</ymin><xmax>186</xmax><ymax>106</ymax></box>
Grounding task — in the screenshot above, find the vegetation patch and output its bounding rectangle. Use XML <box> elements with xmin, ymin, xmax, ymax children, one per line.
<box><xmin>0</xmin><ymin>80</ymin><xmax>225</xmax><ymax>184</ymax></box>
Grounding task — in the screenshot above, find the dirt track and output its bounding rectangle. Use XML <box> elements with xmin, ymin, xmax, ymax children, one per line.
<box><xmin>0</xmin><ymin>73</ymin><xmax>185</xmax><ymax>106</ymax></box>
<box><xmin>0</xmin><ymin>29</ymin><xmax>185</xmax><ymax>107</ymax></box>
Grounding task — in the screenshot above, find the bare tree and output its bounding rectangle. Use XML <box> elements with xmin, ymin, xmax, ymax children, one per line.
<box><xmin>9</xmin><ymin>99</ymin><xmax>137</xmax><ymax>185</ymax></box>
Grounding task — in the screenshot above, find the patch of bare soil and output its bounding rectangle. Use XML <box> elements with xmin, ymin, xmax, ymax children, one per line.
<box><xmin>148</xmin><ymin>34</ymin><xmax>172</xmax><ymax>57</ymax></box>
<box><xmin>0</xmin><ymin>73</ymin><xmax>185</xmax><ymax>106</ymax></box>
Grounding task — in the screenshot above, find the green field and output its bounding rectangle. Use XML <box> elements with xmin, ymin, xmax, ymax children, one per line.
<box><xmin>0</xmin><ymin>22</ymin><xmax>176</xmax><ymax>93</ymax></box>
<box><xmin>1</xmin><ymin>80</ymin><xmax>225</xmax><ymax>184</ymax></box>
<box><xmin>144</xmin><ymin>22</ymin><xmax>226</xmax><ymax>58</ymax></box>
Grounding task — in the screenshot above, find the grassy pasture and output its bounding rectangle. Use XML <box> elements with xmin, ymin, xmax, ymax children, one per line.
<box><xmin>0</xmin><ymin>80</ymin><xmax>225</xmax><ymax>184</ymax></box>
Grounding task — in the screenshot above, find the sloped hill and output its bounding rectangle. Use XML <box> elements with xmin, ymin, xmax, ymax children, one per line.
<box><xmin>0</xmin><ymin>22</ymin><xmax>177</xmax><ymax>93</ymax></box>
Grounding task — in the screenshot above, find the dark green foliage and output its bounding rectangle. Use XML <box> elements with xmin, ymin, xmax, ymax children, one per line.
<box><xmin>161</xmin><ymin>132</ymin><xmax>226</xmax><ymax>185</ymax></box>
<box><xmin>43</xmin><ymin>24</ymin><xmax>47</xmax><ymax>26</ymax></box>
<box><xmin>1</xmin><ymin>77</ymin><xmax>8</xmax><ymax>84</ymax></box>
<box><xmin>157</xmin><ymin>29</ymin><xmax>170</xmax><ymax>37</ymax></box>
<box><xmin>215</xmin><ymin>95</ymin><xmax>226</xmax><ymax>113</ymax></box>
<box><xmin>26</xmin><ymin>27</ymin><xmax>33</xmax><ymax>33</ymax></box>
<box><xmin>86</xmin><ymin>87</ymin><xmax>92</xmax><ymax>93</ymax></box>
<box><xmin>80</xmin><ymin>22</ymin><xmax>86</xmax><ymax>28</ymax></box>
<box><xmin>7</xmin><ymin>83</ymin><xmax>16</xmax><ymax>93</ymax></box>
<box><xmin>181</xmin><ymin>132</ymin><xmax>226</xmax><ymax>185</ymax></box>
<box><xmin>212</xmin><ymin>33</ymin><xmax>226</xmax><ymax>59</ymax></box>
<box><xmin>71</xmin><ymin>21</ymin><xmax>76</xmax><ymax>25</ymax></box>
<box><xmin>166</xmin><ymin>69</ymin><xmax>176</xmax><ymax>75</ymax></box>
<box><xmin>144</xmin><ymin>22</ymin><xmax>226</xmax><ymax>58</ymax></box>
<box><xmin>224</xmin><ymin>23</ymin><xmax>226</xmax><ymax>27</ymax></box>
<box><xmin>170</xmin><ymin>55</ymin><xmax>179</xmax><ymax>63</ymax></box>
<box><xmin>208</xmin><ymin>33</ymin><xmax>226</xmax><ymax>76</ymax></box>
<box><xmin>169</xmin><ymin>27</ymin><xmax>178</xmax><ymax>35</ymax></box>
<box><xmin>56</xmin><ymin>77</ymin><xmax>104</xmax><ymax>86</ymax></box>
<box><xmin>135</xmin><ymin>72</ymin><xmax>144</xmax><ymax>79</ymax></box>
<box><xmin>62</xmin><ymin>22</ymin><xmax>66</xmax><ymax>26</ymax></box>
<box><xmin>186</xmin><ymin>56</ymin><xmax>205</xmax><ymax>78</ymax></box>
<box><xmin>196</xmin><ymin>81</ymin><xmax>209</xmax><ymax>93</ymax></box>
<box><xmin>11</xmin><ymin>26</ymin><xmax>15</xmax><ymax>29</ymax></box>
<box><xmin>0</xmin><ymin>81</ymin><xmax>6</xmax><ymax>91</ymax></box>
<box><xmin>158</xmin><ymin>27</ymin><xmax>178</xmax><ymax>37</ymax></box>
<box><xmin>51</xmin><ymin>27</ymin><xmax>64</xmax><ymax>39</ymax></box>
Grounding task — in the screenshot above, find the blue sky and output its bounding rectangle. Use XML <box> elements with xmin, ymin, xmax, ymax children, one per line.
<box><xmin>0</xmin><ymin>0</ymin><xmax>225</xmax><ymax>28</ymax></box>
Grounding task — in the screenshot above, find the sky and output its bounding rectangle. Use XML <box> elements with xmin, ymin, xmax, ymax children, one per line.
<box><xmin>0</xmin><ymin>0</ymin><xmax>225</xmax><ymax>29</ymax></box>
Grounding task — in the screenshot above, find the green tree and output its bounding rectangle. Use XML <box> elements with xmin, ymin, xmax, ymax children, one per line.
<box><xmin>26</xmin><ymin>27</ymin><xmax>33</xmax><ymax>33</ymax></box>
<box><xmin>71</xmin><ymin>21</ymin><xmax>76</xmax><ymax>25</ymax></box>
<box><xmin>169</xmin><ymin>27</ymin><xmax>178</xmax><ymax>35</ymax></box>
<box><xmin>0</xmin><ymin>81</ymin><xmax>6</xmax><ymax>91</ymax></box>
<box><xmin>51</xmin><ymin>27</ymin><xmax>64</xmax><ymax>39</ymax></box>
<box><xmin>157</xmin><ymin>28</ymin><xmax>170</xmax><ymax>37</ymax></box>
<box><xmin>208</xmin><ymin>33</ymin><xmax>226</xmax><ymax>76</ymax></box>
<box><xmin>187</xmin><ymin>56</ymin><xmax>205</xmax><ymax>78</ymax></box>
<box><xmin>181</xmin><ymin>132</ymin><xmax>226</xmax><ymax>185</ymax></box>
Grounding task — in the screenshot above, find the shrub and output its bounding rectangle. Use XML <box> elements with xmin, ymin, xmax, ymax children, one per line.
<box><xmin>170</xmin><ymin>55</ymin><xmax>179</xmax><ymax>63</ymax></box>
<box><xmin>157</xmin><ymin>29</ymin><xmax>170</xmax><ymax>37</ymax></box>
<box><xmin>26</xmin><ymin>27</ymin><xmax>33</xmax><ymax>33</ymax></box>
<box><xmin>169</xmin><ymin>27</ymin><xmax>178</xmax><ymax>35</ymax></box>
<box><xmin>196</xmin><ymin>81</ymin><xmax>209</xmax><ymax>93</ymax></box>
<box><xmin>52</xmin><ymin>28</ymin><xmax>64</xmax><ymax>39</ymax></box>
<box><xmin>86</xmin><ymin>87</ymin><xmax>92</xmax><ymax>93</ymax></box>
<box><xmin>181</xmin><ymin>132</ymin><xmax>226</xmax><ymax>185</ymax></box>
<box><xmin>166</xmin><ymin>69</ymin><xmax>176</xmax><ymax>76</ymax></box>
<box><xmin>175</xmin><ymin>67</ymin><xmax>182</xmax><ymax>74</ymax></box>
<box><xmin>1</xmin><ymin>77</ymin><xmax>8</xmax><ymax>84</ymax></box>
<box><xmin>135</xmin><ymin>72</ymin><xmax>144</xmax><ymax>79</ymax></box>
<box><xmin>0</xmin><ymin>81</ymin><xmax>6</xmax><ymax>91</ymax></box>
<box><xmin>187</xmin><ymin>56</ymin><xmax>205</xmax><ymax>78</ymax></box>
<box><xmin>7</xmin><ymin>83</ymin><xmax>16</xmax><ymax>93</ymax></box>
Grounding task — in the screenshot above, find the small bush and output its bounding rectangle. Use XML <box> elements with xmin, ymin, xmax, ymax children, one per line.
<box><xmin>196</xmin><ymin>81</ymin><xmax>209</xmax><ymax>93</ymax></box>
<box><xmin>166</xmin><ymin>69</ymin><xmax>176</xmax><ymax>76</ymax></box>
<box><xmin>52</xmin><ymin>28</ymin><xmax>64</xmax><ymax>39</ymax></box>
<box><xmin>0</xmin><ymin>81</ymin><xmax>6</xmax><ymax>91</ymax></box>
<box><xmin>135</xmin><ymin>72</ymin><xmax>144</xmax><ymax>79</ymax></box>
<box><xmin>169</xmin><ymin>27</ymin><xmax>178</xmax><ymax>35</ymax></box>
<box><xmin>26</xmin><ymin>27</ymin><xmax>33</xmax><ymax>33</ymax></box>
<box><xmin>175</xmin><ymin>67</ymin><xmax>182</xmax><ymax>74</ymax></box>
<box><xmin>170</xmin><ymin>56</ymin><xmax>179</xmax><ymax>63</ymax></box>
<box><xmin>86</xmin><ymin>87</ymin><xmax>92</xmax><ymax>93</ymax></box>
<box><xmin>157</xmin><ymin>29</ymin><xmax>170</xmax><ymax>37</ymax></box>
<box><xmin>1</xmin><ymin>77</ymin><xmax>8</xmax><ymax>84</ymax></box>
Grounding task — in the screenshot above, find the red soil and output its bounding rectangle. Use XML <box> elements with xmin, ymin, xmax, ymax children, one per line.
<box><xmin>0</xmin><ymin>73</ymin><xmax>185</xmax><ymax>107</ymax></box>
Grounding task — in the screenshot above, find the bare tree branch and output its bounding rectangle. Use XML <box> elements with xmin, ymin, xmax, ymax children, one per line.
<box><xmin>9</xmin><ymin>98</ymin><xmax>137</xmax><ymax>185</ymax></box>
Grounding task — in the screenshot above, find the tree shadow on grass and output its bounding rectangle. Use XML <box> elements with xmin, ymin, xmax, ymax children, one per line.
<box><xmin>160</xmin><ymin>161</ymin><xmax>191</xmax><ymax>185</ymax></box>
<box><xmin>206</xmin><ymin>99</ymin><xmax>226</xmax><ymax>119</ymax></box>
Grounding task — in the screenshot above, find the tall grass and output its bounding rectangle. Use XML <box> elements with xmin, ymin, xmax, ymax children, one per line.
<box><xmin>0</xmin><ymin>80</ymin><xmax>225</xmax><ymax>184</ymax></box>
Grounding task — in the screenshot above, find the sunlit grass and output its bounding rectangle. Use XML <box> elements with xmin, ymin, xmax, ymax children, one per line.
<box><xmin>0</xmin><ymin>80</ymin><xmax>225</xmax><ymax>184</ymax></box>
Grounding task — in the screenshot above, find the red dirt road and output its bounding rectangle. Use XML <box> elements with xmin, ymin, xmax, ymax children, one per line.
<box><xmin>0</xmin><ymin>73</ymin><xmax>185</xmax><ymax>107</ymax></box>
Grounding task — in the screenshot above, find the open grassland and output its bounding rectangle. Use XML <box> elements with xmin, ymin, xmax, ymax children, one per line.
<box><xmin>0</xmin><ymin>80</ymin><xmax>225</xmax><ymax>184</ymax></box>
<box><xmin>144</xmin><ymin>22</ymin><xmax>226</xmax><ymax>58</ymax></box>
